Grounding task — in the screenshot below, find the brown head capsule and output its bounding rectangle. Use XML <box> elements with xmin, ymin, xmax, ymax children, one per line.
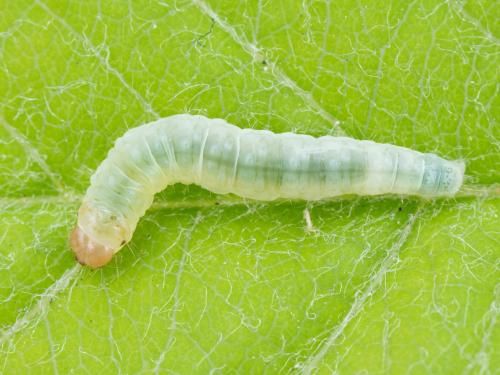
<box><xmin>70</xmin><ymin>227</ymin><xmax>115</xmax><ymax>269</ymax></box>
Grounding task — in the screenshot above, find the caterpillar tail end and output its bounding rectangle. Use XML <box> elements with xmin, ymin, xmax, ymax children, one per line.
<box><xmin>451</xmin><ymin>160</ymin><xmax>466</xmax><ymax>195</ymax></box>
<box><xmin>70</xmin><ymin>227</ymin><xmax>115</xmax><ymax>269</ymax></box>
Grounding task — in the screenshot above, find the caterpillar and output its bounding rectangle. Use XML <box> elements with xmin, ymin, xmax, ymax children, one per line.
<box><xmin>70</xmin><ymin>114</ymin><xmax>465</xmax><ymax>268</ymax></box>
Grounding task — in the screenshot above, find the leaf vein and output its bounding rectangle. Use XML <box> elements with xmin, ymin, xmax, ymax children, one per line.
<box><xmin>0</xmin><ymin>264</ymin><xmax>82</xmax><ymax>347</ymax></box>
<box><xmin>301</xmin><ymin>205</ymin><xmax>424</xmax><ymax>373</ymax></box>
<box><xmin>192</xmin><ymin>0</ymin><xmax>343</xmax><ymax>135</ymax></box>
<box><xmin>34</xmin><ymin>0</ymin><xmax>159</xmax><ymax>119</ymax></box>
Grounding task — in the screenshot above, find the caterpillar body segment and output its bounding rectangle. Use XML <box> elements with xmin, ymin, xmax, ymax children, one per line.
<box><xmin>71</xmin><ymin>114</ymin><xmax>465</xmax><ymax>268</ymax></box>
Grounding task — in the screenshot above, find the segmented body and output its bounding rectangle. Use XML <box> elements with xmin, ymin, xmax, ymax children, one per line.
<box><xmin>70</xmin><ymin>114</ymin><xmax>464</xmax><ymax>268</ymax></box>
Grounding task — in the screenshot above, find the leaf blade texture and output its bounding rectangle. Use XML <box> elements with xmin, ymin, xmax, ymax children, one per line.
<box><xmin>0</xmin><ymin>0</ymin><xmax>498</xmax><ymax>373</ymax></box>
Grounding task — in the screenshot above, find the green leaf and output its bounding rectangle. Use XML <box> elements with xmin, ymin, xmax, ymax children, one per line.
<box><xmin>1</xmin><ymin>0</ymin><xmax>498</xmax><ymax>373</ymax></box>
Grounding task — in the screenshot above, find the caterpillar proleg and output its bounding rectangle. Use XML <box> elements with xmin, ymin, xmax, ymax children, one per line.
<box><xmin>70</xmin><ymin>114</ymin><xmax>465</xmax><ymax>268</ymax></box>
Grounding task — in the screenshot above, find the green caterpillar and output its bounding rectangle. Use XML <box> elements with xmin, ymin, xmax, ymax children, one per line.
<box><xmin>70</xmin><ymin>114</ymin><xmax>465</xmax><ymax>268</ymax></box>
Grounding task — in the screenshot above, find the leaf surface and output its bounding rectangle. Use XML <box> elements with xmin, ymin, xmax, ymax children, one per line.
<box><xmin>0</xmin><ymin>0</ymin><xmax>498</xmax><ymax>373</ymax></box>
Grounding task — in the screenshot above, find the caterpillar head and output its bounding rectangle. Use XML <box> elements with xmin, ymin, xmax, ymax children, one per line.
<box><xmin>70</xmin><ymin>226</ymin><xmax>116</xmax><ymax>268</ymax></box>
<box><xmin>69</xmin><ymin>203</ymin><xmax>131</xmax><ymax>268</ymax></box>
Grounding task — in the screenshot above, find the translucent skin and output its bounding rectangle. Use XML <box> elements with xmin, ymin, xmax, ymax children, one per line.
<box><xmin>71</xmin><ymin>114</ymin><xmax>465</xmax><ymax>268</ymax></box>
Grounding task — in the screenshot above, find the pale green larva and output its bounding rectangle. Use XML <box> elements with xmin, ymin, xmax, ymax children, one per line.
<box><xmin>70</xmin><ymin>114</ymin><xmax>465</xmax><ymax>268</ymax></box>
